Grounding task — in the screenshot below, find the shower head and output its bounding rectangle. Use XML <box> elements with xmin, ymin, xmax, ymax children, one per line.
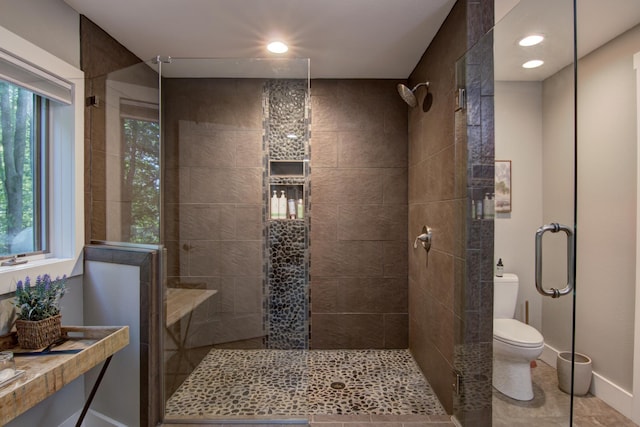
<box><xmin>397</xmin><ymin>82</ymin><xmax>430</xmax><ymax>107</ymax></box>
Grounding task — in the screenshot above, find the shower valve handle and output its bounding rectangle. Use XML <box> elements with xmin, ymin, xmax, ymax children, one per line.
<box><xmin>413</xmin><ymin>227</ymin><xmax>432</xmax><ymax>251</ymax></box>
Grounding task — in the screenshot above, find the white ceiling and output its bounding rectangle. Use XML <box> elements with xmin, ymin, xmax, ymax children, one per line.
<box><xmin>63</xmin><ymin>0</ymin><xmax>457</xmax><ymax>79</ymax></box>
<box><xmin>63</xmin><ymin>0</ymin><xmax>640</xmax><ymax>80</ymax></box>
<box><xmin>495</xmin><ymin>0</ymin><xmax>640</xmax><ymax>81</ymax></box>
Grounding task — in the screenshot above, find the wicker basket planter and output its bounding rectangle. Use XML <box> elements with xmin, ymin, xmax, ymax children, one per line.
<box><xmin>15</xmin><ymin>314</ymin><xmax>62</xmax><ymax>349</ymax></box>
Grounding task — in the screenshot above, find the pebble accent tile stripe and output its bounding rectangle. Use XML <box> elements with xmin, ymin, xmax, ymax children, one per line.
<box><xmin>266</xmin><ymin>80</ymin><xmax>308</xmax><ymax>161</ymax></box>
<box><xmin>264</xmin><ymin>78</ymin><xmax>310</xmax><ymax>350</ymax></box>
<box><xmin>165</xmin><ymin>349</ymin><xmax>446</xmax><ymax>419</ymax></box>
<box><xmin>267</xmin><ymin>220</ymin><xmax>308</xmax><ymax>349</ymax></box>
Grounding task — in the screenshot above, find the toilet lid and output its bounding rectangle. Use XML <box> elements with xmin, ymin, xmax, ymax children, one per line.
<box><xmin>494</xmin><ymin>318</ymin><xmax>544</xmax><ymax>348</ymax></box>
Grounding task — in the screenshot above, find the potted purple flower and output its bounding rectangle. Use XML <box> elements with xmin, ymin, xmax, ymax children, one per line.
<box><xmin>14</xmin><ymin>274</ymin><xmax>66</xmax><ymax>349</ymax></box>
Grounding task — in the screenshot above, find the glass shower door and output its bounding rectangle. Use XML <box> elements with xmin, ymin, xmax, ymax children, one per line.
<box><xmin>492</xmin><ymin>0</ymin><xmax>640</xmax><ymax>425</ymax></box>
<box><xmin>101</xmin><ymin>60</ymin><xmax>161</xmax><ymax>244</ymax></box>
<box><xmin>492</xmin><ymin>0</ymin><xmax>577</xmax><ymax>424</ymax></box>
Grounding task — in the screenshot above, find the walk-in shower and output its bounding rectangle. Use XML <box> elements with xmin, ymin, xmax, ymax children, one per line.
<box><xmin>100</xmin><ymin>56</ymin><xmax>453</xmax><ymax>424</ymax></box>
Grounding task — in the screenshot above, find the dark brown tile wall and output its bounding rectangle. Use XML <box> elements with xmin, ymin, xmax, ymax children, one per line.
<box><xmin>309</xmin><ymin>80</ymin><xmax>408</xmax><ymax>349</ymax></box>
<box><xmin>407</xmin><ymin>0</ymin><xmax>494</xmax><ymax>422</ymax></box>
<box><xmin>407</xmin><ymin>0</ymin><xmax>467</xmax><ymax>414</ymax></box>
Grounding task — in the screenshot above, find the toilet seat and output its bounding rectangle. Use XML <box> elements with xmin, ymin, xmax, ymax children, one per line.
<box><xmin>494</xmin><ymin>318</ymin><xmax>543</xmax><ymax>348</ymax></box>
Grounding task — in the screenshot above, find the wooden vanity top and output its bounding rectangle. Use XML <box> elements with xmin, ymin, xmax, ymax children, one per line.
<box><xmin>0</xmin><ymin>325</ymin><xmax>129</xmax><ymax>425</ymax></box>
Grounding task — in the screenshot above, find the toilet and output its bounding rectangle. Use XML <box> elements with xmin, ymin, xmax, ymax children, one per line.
<box><xmin>493</xmin><ymin>273</ymin><xmax>544</xmax><ymax>401</ymax></box>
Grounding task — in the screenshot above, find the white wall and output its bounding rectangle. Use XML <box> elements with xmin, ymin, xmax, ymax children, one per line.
<box><xmin>494</xmin><ymin>81</ymin><xmax>544</xmax><ymax>330</ymax></box>
<box><xmin>572</xmin><ymin>24</ymin><xmax>639</xmax><ymax>393</ymax></box>
<box><xmin>84</xmin><ymin>261</ymin><xmax>140</xmax><ymax>427</ymax></box>
<box><xmin>0</xmin><ymin>0</ymin><xmax>79</xmax><ymax>68</ymax></box>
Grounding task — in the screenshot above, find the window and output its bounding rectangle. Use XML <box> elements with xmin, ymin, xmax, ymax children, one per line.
<box><xmin>0</xmin><ymin>81</ymin><xmax>48</xmax><ymax>257</ymax></box>
<box><xmin>0</xmin><ymin>26</ymin><xmax>84</xmax><ymax>295</ymax></box>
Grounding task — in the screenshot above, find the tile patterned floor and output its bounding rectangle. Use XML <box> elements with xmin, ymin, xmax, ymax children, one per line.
<box><xmin>164</xmin><ymin>349</ymin><xmax>447</xmax><ymax>420</ymax></box>
<box><xmin>164</xmin><ymin>350</ymin><xmax>638</xmax><ymax>426</ymax></box>
<box><xmin>493</xmin><ymin>360</ymin><xmax>639</xmax><ymax>426</ymax></box>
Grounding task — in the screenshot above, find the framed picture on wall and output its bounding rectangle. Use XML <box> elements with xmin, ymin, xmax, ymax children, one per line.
<box><xmin>495</xmin><ymin>160</ymin><xmax>511</xmax><ymax>213</ymax></box>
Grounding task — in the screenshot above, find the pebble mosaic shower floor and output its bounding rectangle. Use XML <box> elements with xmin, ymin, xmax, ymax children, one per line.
<box><xmin>164</xmin><ymin>349</ymin><xmax>447</xmax><ymax>419</ymax></box>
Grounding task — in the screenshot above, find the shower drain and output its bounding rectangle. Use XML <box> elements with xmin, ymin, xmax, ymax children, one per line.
<box><xmin>330</xmin><ymin>381</ymin><xmax>346</xmax><ymax>390</ymax></box>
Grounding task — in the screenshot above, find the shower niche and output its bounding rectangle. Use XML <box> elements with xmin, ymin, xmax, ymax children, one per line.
<box><xmin>270</xmin><ymin>160</ymin><xmax>304</xmax><ymax>177</ymax></box>
<box><xmin>263</xmin><ymin>79</ymin><xmax>310</xmax><ymax>349</ymax></box>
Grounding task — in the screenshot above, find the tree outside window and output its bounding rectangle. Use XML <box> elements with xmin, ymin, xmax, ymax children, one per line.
<box><xmin>0</xmin><ymin>80</ymin><xmax>43</xmax><ymax>256</ymax></box>
<box><xmin>122</xmin><ymin>116</ymin><xmax>160</xmax><ymax>244</ymax></box>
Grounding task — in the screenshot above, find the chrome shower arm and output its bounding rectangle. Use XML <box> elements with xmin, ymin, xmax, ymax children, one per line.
<box><xmin>411</xmin><ymin>82</ymin><xmax>429</xmax><ymax>92</ymax></box>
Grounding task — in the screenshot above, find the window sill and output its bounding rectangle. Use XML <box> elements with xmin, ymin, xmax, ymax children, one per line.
<box><xmin>0</xmin><ymin>256</ymin><xmax>81</xmax><ymax>296</ymax></box>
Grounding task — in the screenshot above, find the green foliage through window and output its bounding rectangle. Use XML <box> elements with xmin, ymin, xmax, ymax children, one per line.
<box><xmin>122</xmin><ymin>117</ymin><xmax>160</xmax><ymax>244</ymax></box>
<box><xmin>0</xmin><ymin>80</ymin><xmax>42</xmax><ymax>256</ymax></box>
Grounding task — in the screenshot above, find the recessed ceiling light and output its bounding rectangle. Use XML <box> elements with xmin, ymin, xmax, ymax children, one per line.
<box><xmin>267</xmin><ymin>41</ymin><xmax>288</xmax><ymax>54</ymax></box>
<box><xmin>522</xmin><ymin>59</ymin><xmax>544</xmax><ymax>69</ymax></box>
<box><xmin>519</xmin><ymin>35</ymin><xmax>544</xmax><ymax>47</ymax></box>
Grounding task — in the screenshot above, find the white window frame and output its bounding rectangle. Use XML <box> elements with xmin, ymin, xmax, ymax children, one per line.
<box><xmin>0</xmin><ymin>25</ymin><xmax>84</xmax><ymax>295</ymax></box>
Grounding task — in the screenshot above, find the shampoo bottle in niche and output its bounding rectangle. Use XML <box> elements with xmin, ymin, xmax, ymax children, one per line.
<box><xmin>288</xmin><ymin>199</ymin><xmax>296</xmax><ymax>219</ymax></box>
<box><xmin>476</xmin><ymin>199</ymin><xmax>483</xmax><ymax>219</ymax></box>
<box><xmin>297</xmin><ymin>199</ymin><xmax>304</xmax><ymax>219</ymax></box>
<box><xmin>271</xmin><ymin>190</ymin><xmax>279</xmax><ymax>219</ymax></box>
<box><xmin>496</xmin><ymin>258</ymin><xmax>504</xmax><ymax>277</ymax></box>
<box><xmin>278</xmin><ymin>190</ymin><xmax>288</xmax><ymax>219</ymax></box>
<box><xmin>483</xmin><ymin>193</ymin><xmax>494</xmax><ymax>219</ymax></box>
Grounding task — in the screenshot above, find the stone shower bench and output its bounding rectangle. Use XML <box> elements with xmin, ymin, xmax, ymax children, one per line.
<box><xmin>165</xmin><ymin>288</ymin><xmax>218</xmax><ymax>328</ymax></box>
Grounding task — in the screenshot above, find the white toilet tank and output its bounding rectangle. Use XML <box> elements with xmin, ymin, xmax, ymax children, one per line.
<box><xmin>494</xmin><ymin>273</ymin><xmax>519</xmax><ymax>319</ymax></box>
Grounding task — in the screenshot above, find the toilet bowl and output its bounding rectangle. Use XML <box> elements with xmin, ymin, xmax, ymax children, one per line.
<box><xmin>493</xmin><ymin>318</ymin><xmax>544</xmax><ymax>400</ymax></box>
<box><xmin>493</xmin><ymin>273</ymin><xmax>545</xmax><ymax>401</ymax></box>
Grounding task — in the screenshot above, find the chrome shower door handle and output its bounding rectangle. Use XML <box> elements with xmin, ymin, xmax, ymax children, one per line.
<box><xmin>535</xmin><ymin>223</ymin><xmax>575</xmax><ymax>298</ymax></box>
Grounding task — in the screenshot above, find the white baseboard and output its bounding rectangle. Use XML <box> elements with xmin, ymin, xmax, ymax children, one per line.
<box><xmin>591</xmin><ymin>371</ymin><xmax>633</xmax><ymax>419</ymax></box>
<box><xmin>540</xmin><ymin>344</ymin><xmax>559</xmax><ymax>368</ymax></box>
<box><xmin>539</xmin><ymin>343</ymin><xmax>633</xmax><ymax>419</ymax></box>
